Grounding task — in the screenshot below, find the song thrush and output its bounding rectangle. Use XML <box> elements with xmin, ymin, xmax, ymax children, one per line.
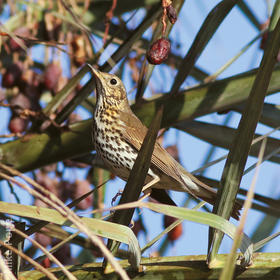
<box><xmin>90</xmin><ymin>67</ymin><xmax>241</xmax><ymax>219</ymax></box>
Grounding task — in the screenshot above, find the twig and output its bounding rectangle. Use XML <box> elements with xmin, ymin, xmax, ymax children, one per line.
<box><xmin>104</xmin><ymin>0</ymin><xmax>118</xmax><ymax>43</ymax></box>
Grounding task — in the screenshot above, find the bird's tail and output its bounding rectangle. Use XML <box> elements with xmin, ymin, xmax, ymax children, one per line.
<box><xmin>180</xmin><ymin>170</ymin><xmax>242</xmax><ymax>220</ymax></box>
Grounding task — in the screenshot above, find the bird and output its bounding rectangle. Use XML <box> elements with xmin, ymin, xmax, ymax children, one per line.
<box><xmin>90</xmin><ymin>66</ymin><xmax>241</xmax><ymax>219</ymax></box>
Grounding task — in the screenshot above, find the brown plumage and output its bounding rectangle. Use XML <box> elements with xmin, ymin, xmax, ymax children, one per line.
<box><xmin>90</xmin><ymin>66</ymin><xmax>241</xmax><ymax>219</ymax></box>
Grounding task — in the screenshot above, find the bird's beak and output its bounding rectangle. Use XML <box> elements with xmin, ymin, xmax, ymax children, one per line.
<box><xmin>87</xmin><ymin>64</ymin><xmax>104</xmax><ymax>98</ymax></box>
<box><xmin>87</xmin><ymin>64</ymin><xmax>102</xmax><ymax>81</ymax></box>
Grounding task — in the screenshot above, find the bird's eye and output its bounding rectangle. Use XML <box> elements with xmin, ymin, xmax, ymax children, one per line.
<box><xmin>110</xmin><ymin>78</ymin><xmax>117</xmax><ymax>85</ymax></box>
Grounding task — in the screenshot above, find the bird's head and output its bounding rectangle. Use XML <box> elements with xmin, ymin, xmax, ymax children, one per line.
<box><xmin>88</xmin><ymin>65</ymin><xmax>129</xmax><ymax>110</ymax></box>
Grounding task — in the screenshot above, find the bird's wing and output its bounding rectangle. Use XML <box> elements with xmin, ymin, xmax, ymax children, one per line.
<box><xmin>118</xmin><ymin>111</ymin><xmax>187</xmax><ymax>186</ymax></box>
<box><xmin>119</xmin><ymin>111</ymin><xmax>242</xmax><ymax>220</ymax></box>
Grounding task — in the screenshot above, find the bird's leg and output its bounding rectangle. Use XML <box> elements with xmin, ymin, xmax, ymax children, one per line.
<box><xmin>142</xmin><ymin>175</ymin><xmax>160</xmax><ymax>193</ymax></box>
<box><xmin>138</xmin><ymin>191</ymin><xmax>151</xmax><ymax>201</ymax></box>
<box><xmin>138</xmin><ymin>176</ymin><xmax>160</xmax><ymax>202</ymax></box>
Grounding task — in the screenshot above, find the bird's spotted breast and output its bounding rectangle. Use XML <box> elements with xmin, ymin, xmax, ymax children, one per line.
<box><xmin>93</xmin><ymin>110</ymin><xmax>138</xmax><ymax>180</ymax></box>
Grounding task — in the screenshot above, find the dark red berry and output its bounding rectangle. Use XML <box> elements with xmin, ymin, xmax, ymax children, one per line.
<box><xmin>10</xmin><ymin>93</ymin><xmax>31</xmax><ymax>114</ymax></box>
<box><xmin>2</xmin><ymin>72</ymin><xmax>15</xmax><ymax>88</ymax></box>
<box><xmin>44</xmin><ymin>62</ymin><xmax>62</xmax><ymax>91</ymax></box>
<box><xmin>164</xmin><ymin>215</ymin><xmax>183</xmax><ymax>241</ymax></box>
<box><xmin>9</xmin><ymin>27</ymin><xmax>30</xmax><ymax>51</ymax></box>
<box><xmin>8</xmin><ymin>116</ymin><xmax>28</xmax><ymax>133</ymax></box>
<box><xmin>166</xmin><ymin>5</ymin><xmax>177</xmax><ymax>24</ymax></box>
<box><xmin>9</xmin><ymin>38</ymin><xmax>24</xmax><ymax>51</ymax></box>
<box><xmin>147</xmin><ymin>38</ymin><xmax>171</xmax><ymax>65</ymax></box>
<box><xmin>2</xmin><ymin>63</ymin><xmax>22</xmax><ymax>88</ymax></box>
<box><xmin>41</xmin><ymin>257</ymin><xmax>51</xmax><ymax>268</ymax></box>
